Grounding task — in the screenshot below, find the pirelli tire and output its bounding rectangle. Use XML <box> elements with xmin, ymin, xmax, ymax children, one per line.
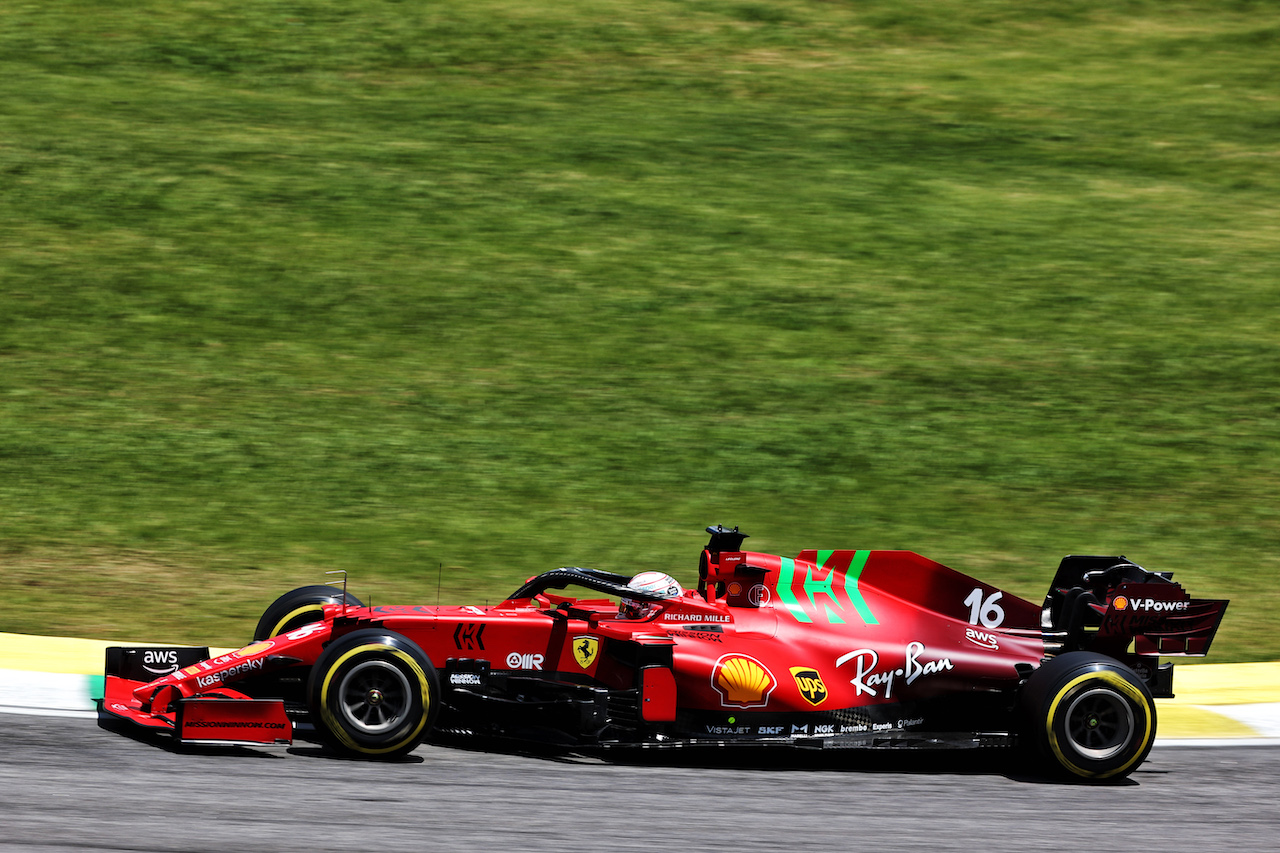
<box><xmin>307</xmin><ymin>629</ymin><xmax>439</xmax><ymax>760</ymax></box>
<box><xmin>253</xmin><ymin>585</ymin><xmax>364</xmax><ymax>642</ymax></box>
<box><xmin>1020</xmin><ymin>651</ymin><xmax>1157</xmax><ymax>782</ymax></box>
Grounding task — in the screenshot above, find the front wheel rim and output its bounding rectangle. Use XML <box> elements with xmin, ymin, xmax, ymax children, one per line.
<box><xmin>1064</xmin><ymin>687</ymin><xmax>1135</xmax><ymax>761</ymax></box>
<box><xmin>337</xmin><ymin>660</ymin><xmax>413</xmax><ymax>735</ymax></box>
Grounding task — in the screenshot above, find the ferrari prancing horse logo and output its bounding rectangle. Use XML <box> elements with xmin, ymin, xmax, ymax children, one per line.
<box><xmin>572</xmin><ymin>636</ymin><xmax>600</xmax><ymax>669</ymax></box>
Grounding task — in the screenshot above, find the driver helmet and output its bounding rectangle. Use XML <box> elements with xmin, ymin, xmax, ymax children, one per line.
<box><xmin>619</xmin><ymin>571</ymin><xmax>683</xmax><ymax>619</ymax></box>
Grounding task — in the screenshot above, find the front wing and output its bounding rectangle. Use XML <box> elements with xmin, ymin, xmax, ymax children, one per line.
<box><xmin>99</xmin><ymin>646</ymin><xmax>293</xmax><ymax>747</ymax></box>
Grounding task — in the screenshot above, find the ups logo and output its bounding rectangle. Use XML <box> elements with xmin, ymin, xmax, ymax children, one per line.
<box><xmin>790</xmin><ymin>667</ymin><xmax>828</xmax><ymax>707</ymax></box>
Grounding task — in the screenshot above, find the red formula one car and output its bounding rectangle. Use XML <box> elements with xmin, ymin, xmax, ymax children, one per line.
<box><xmin>100</xmin><ymin>526</ymin><xmax>1228</xmax><ymax>780</ymax></box>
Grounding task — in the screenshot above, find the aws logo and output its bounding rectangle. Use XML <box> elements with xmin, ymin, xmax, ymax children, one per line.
<box><xmin>790</xmin><ymin>667</ymin><xmax>828</xmax><ymax>707</ymax></box>
<box><xmin>142</xmin><ymin>650</ymin><xmax>180</xmax><ymax>676</ymax></box>
<box><xmin>965</xmin><ymin>628</ymin><xmax>999</xmax><ymax>650</ymax></box>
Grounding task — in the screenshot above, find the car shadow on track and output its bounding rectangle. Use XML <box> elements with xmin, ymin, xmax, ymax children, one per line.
<box><xmin>96</xmin><ymin>713</ymin><xmax>1135</xmax><ymax>784</ymax></box>
<box><xmin>430</xmin><ymin>735</ymin><xmax>1138</xmax><ymax>785</ymax></box>
<box><xmin>286</xmin><ymin>744</ymin><xmax>426</xmax><ymax>764</ymax></box>
<box><xmin>97</xmin><ymin>712</ymin><xmax>428</xmax><ymax>763</ymax></box>
<box><xmin>96</xmin><ymin>712</ymin><xmax>288</xmax><ymax>759</ymax></box>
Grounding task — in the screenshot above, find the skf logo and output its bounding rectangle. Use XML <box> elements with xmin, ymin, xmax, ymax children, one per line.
<box><xmin>712</xmin><ymin>655</ymin><xmax>776</xmax><ymax>709</ymax></box>
<box><xmin>572</xmin><ymin>636</ymin><xmax>600</xmax><ymax>669</ymax></box>
<box><xmin>790</xmin><ymin>667</ymin><xmax>828</xmax><ymax>706</ymax></box>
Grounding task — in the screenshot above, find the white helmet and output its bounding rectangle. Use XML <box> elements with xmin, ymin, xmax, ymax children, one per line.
<box><xmin>619</xmin><ymin>571</ymin><xmax>683</xmax><ymax>619</ymax></box>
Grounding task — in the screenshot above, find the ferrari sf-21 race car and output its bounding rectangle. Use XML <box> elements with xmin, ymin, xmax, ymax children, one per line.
<box><xmin>100</xmin><ymin>526</ymin><xmax>1228</xmax><ymax>780</ymax></box>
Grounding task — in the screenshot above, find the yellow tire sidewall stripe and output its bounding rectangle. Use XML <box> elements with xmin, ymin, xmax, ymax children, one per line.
<box><xmin>319</xmin><ymin>643</ymin><xmax>432</xmax><ymax>755</ymax></box>
<box><xmin>1046</xmin><ymin>670</ymin><xmax>1154</xmax><ymax>779</ymax></box>
<box><xmin>267</xmin><ymin>604</ymin><xmax>327</xmax><ymax>640</ymax></box>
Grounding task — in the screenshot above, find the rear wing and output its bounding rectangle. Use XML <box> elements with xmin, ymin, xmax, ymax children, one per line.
<box><xmin>1097</xmin><ymin>583</ymin><xmax>1228</xmax><ymax>657</ymax></box>
<box><xmin>1041</xmin><ymin>556</ymin><xmax>1228</xmax><ymax>659</ymax></box>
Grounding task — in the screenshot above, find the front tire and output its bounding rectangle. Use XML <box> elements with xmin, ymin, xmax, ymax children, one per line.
<box><xmin>1020</xmin><ymin>651</ymin><xmax>1156</xmax><ymax>781</ymax></box>
<box><xmin>307</xmin><ymin>629</ymin><xmax>439</xmax><ymax>759</ymax></box>
<box><xmin>253</xmin><ymin>585</ymin><xmax>363</xmax><ymax>642</ymax></box>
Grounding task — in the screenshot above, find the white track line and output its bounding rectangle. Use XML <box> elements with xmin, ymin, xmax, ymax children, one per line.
<box><xmin>1199</xmin><ymin>702</ymin><xmax>1280</xmax><ymax>737</ymax></box>
<box><xmin>0</xmin><ymin>669</ymin><xmax>98</xmax><ymax>715</ymax></box>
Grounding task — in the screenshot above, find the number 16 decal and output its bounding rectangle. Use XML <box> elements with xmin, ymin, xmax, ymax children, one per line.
<box><xmin>964</xmin><ymin>588</ymin><xmax>1005</xmax><ymax>628</ymax></box>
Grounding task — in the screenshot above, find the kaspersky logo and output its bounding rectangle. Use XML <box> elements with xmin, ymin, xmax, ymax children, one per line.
<box><xmin>790</xmin><ymin>667</ymin><xmax>828</xmax><ymax>706</ymax></box>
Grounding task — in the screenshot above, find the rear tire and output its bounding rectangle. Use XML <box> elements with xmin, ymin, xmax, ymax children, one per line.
<box><xmin>306</xmin><ymin>629</ymin><xmax>439</xmax><ymax>759</ymax></box>
<box><xmin>1020</xmin><ymin>651</ymin><xmax>1156</xmax><ymax>781</ymax></box>
<box><xmin>253</xmin><ymin>585</ymin><xmax>363</xmax><ymax>642</ymax></box>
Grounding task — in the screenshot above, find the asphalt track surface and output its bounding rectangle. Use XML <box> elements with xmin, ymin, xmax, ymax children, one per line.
<box><xmin>1</xmin><ymin>715</ymin><xmax>1277</xmax><ymax>853</ymax></box>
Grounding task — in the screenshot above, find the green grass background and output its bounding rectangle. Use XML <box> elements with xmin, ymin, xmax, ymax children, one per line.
<box><xmin>2</xmin><ymin>0</ymin><xmax>1276</xmax><ymax>656</ymax></box>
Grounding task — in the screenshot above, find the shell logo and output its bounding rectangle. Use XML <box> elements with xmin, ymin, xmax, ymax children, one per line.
<box><xmin>712</xmin><ymin>654</ymin><xmax>777</xmax><ymax>709</ymax></box>
<box><xmin>1113</xmin><ymin>596</ymin><xmax>1129</xmax><ymax>611</ymax></box>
